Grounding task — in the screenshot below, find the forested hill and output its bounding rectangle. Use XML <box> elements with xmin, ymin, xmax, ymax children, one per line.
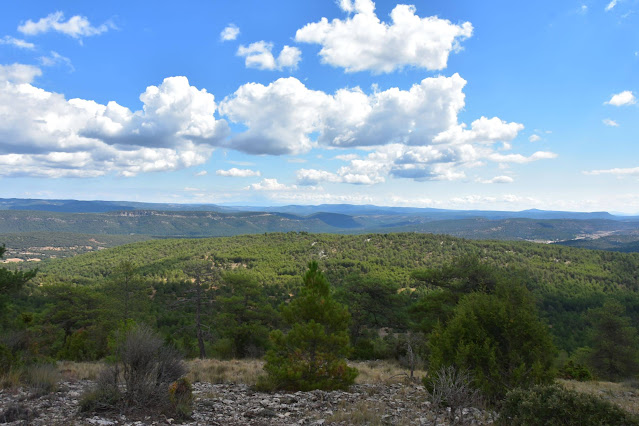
<box><xmin>6</xmin><ymin>231</ymin><xmax>637</xmax><ymax>361</ymax></box>
<box><xmin>3</xmin><ymin>210</ymin><xmax>639</xmax><ymax>246</ymax></box>
<box><xmin>0</xmin><ymin>210</ymin><xmax>351</xmax><ymax>236</ymax></box>
<box><xmin>38</xmin><ymin>232</ymin><xmax>639</xmax><ymax>295</ymax></box>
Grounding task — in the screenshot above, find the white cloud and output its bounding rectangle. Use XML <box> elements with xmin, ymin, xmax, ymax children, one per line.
<box><xmin>246</xmin><ymin>178</ymin><xmax>297</xmax><ymax>191</ymax></box>
<box><xmin>0</xmin><ymin>72</ymin><xmax>229</xmax><ymax>178</ymax></box>
<box><xmin>220</xmin><ymin>74</ymin><xmax>485</xmax><ymax>154</ymax></box>
<box><xmin>18</xmin><ymin>12</ymin><xmax>113</xmax><ymax>39</ymax></box>
<box><xmin>433</xmin><ymin>116</ymin><xmax>524</xmax><ymax>145</ymax></box>
<box><xmin>528</xmin><ymin>134</ymin><xmax>541</xmax><ymax>142</ymax></box>
<box><xmin>39</xmin><ymin>51</ymin><xmax>74</xmax><ymax>71</ymax></box>
<box><xmin>299</xmin><ymin>144</ymin><xmax>476</xmax><ymax>184</ymax></box>
<box><xmin>477</xmin><ymin>175</ymin><xmax>514</xmax><ymax>184</ymax></box>
<box><xmin>334</xmin><ymin>154</ymin><xmax>360</xmax><ymax>161</ymax></box>
<box><xmin>277</xmin><ymin>46</ymin><xmax>303</xmax><ymax>69</ymax></box>
<box><xmin>295</xmin><ymin>0</ymin><xmax>472</xmax><ymax>73</ymax></box>
<box><xmin>222</xmin><ymin>74</ymin><xmax>542</xmax><ymax>183</ymax></box>
<box><xmin>216</xmin><ymin>167</ymin><xmax>261</xmax><ymax>177</ymax></box>
<box><xmin>605</xmin><ymin>0</ymin><xmax>618</xmax><ymax>11</ymax></box>
<box><xmin>297</xmin><ymin>169</ymin><xmax>343</xmax><ymax>185</ymax></box>
<box><xmin>603</xmin><ymin>118</ymin><xmax>619</xmax><ymax>127</ymax></box>
<box><xmin>219</xmin><ymin>77</ymin><xmax>327</xmax><ymax>155</ymax></box>
<box><xmin>236</xmin><ymin>41</ymin><xmax>301</xmax><ymax>70</ymax></box>
<box><xmin>82</xmin><ymin>76</ymin><xmax>229</xmax><ymax>148</ymax></box>
<box><xmin>584</xmin><ymin>166</ymin><xmax>639</xmax><ymax>176</ymax></box>
<box><xmin>0</xmin><ymin>36</ymin><xmax>35</xmax><ymax>49</ymax></box>
<box><xmin>220</xmin><ymin>24</ymin><xmax>240</xmax><ymax>41</ymax></box>
<box><xmin>488</xmin><ymin>151</ymin><xmax>558</xmax><ymax>164</ymax></box>
<box><xmin>0</xmin><ymin>63</ymin><xmax>42</xmax><ymax>83</ymax></box>
<box><xmin>195</xmin><ymin>170</ymin><xmax>208</xmax><ymax>176</ymax></box>
<box><xmin>605</xmin><ymin>90</ymin><xmax>636</xmax><ymax>106</ymax></box>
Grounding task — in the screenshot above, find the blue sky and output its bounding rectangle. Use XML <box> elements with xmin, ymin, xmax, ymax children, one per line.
<box><xmin>0</xmin><ymin>0</ymin><xmax>637</xmax><ymax>212</ymax></box>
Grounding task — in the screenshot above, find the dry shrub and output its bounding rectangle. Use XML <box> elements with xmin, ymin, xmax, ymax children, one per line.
<box><xmin>352</xmin><ymin>360</ymin><xmax>427</xmax><ymax>384</ymax></box>
<box><xmin>559</xmin><ymin>379</ymin><xmax>639</xmax><ymax>415</ymax></box>
<box><xmin>327</xmin><ymin>400</ymin><xmax>387</xmax><ymax>425</ymax></box>
<box><xmin>0</xmin><ymin>403</ymin><xmax>37</xmax><ymax>423</ymax></box>
<box><xmin>499</xmin><ymin>384</ymin><xmax>639</xmax><ymax>425</ymax></box>
<box><xmin>425</xmin><ymin>365</ymin><xmax>482</xmax><ymax>425</ymax></box>
<box><xmin>187</xmin><ymin>358</ymin><xmax>264</xmax><ymax>385</ymax></box>
<box><xmin>57</xmin><ymin>360</ymin><xmax>103</xmax><ymax>381</ymax></box>
<box><xmin>80</xmin><ymin>324</ymin><xmax>190</xmax><ymax>419</ymax></box>
<box><xmin>0</xmin><ymin>367</ymin><xmax>23</xmax><ymax>389</ymax></box>
<box><xmin>25</xmin><ymin>364</ymin><xmax>60</xmax><ymax>396</ymax></box>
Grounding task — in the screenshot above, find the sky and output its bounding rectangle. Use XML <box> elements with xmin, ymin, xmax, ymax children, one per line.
<box><xmin>0</xmin><ymin>0</ymin><xmax>638</xmax><ymax>213</ymax></box>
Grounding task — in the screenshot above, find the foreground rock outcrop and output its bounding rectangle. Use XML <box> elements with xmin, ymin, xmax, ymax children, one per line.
<box><xmin>0</xmin><ymin>380</ymin><xmax>494</xmax><ymax>425</ymax></box>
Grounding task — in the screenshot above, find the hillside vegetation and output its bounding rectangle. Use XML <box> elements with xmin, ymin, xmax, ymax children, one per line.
<box><xmin>2</xmin><ymin>210</ymin><xmax>639</xmax><ymax>250</ymax></box>
<box><xmin>3</xmin><ymin>232</ymin><xmax>639</xmax><ymax>421</ymax></box>
<box><xmin>37</xmin><ymin>232</ymin><xmax>639</xmax><ymax>293</ymax></box>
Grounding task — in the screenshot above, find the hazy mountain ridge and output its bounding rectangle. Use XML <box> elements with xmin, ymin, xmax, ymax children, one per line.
<box><xmin>1</xmin><ymin>198</ymin><xmax>636</xmax><ymax>220</ymax></box>
<box><xmin>2</xmin><ymin>198</ymin><xmax>639</xmax><ymax>253</ymax></box>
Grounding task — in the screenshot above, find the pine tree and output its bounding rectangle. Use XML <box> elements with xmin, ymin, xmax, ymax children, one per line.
<box><xmin>588</xmin><ymin>300</ymin><xmax>639</xmax><ymax>381</ymax></box>
<box><xmin>261</xmin><ymin>261</ymin><xmax>357</xmax><ymax>391</ymax></box>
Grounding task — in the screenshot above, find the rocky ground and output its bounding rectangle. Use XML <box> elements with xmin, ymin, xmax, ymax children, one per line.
<box><xmin>0</xmin><ymin>380</ymin><xmax>494</xmax><ymax>425</ymax></box>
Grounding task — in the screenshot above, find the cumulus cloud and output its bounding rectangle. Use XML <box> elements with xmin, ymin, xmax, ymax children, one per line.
<box><xmin>432</xmin><ymin>116</ymin><xmax>524</xmax><ymax>145</ymax></box>
<box><xmin>529</xmin><ymin>134</ymin><xmax>541</xmax><ymax>142</ymax></box>
<box><xmin>605</xmin><ymin>90</ymin><xmax>636</xmax><ymax>106</ymax></box>
<box><xmin>477</xmin><ymin>175</ymin><xmax>514</xmax><ymax>184</ymax></box>
<box><xmin>0</xmin><ymin>36</ymin><xmax>35</xmax><ymax>49</ymax></box>
<box><xmin>216</xmin><ymin>167</ymin><xmax>261</xmax><ymax>177</ymax></box>
<box><xmin>300</xmin><ymin>144</ymin><xmax>555</xmax><ymax>185</ymax></box>
<box><xmin>195</xmin><ymin>170</ymin><xmax>208</xmax><ymax>176</ymax></box>
<box><xmin>584</xmin><ymin>166</ymin><xmax>639</xmax><ymax>176</ymax></box>
<box><xmin>0</xmin><ymin>63</ymin><xmax>42</xmax><ymax>83</ymax></box>
<box><xmin>222</xmin><ymin>74</ymin><xmax>544</xmax><ymax>183</ymax></box>
<box><xmin>220</xmin><ymin>74</ymin><xmax>486</xmax><ymax>154</ymax></box>
<box><xmin>0</xmin><ymin>71</ymin><xmax>229</xmax><ymax>178</ymax></box>
<box><xmin>236</xmin><ymin>41</ymin><xmax>301</xmax><ymax>70</ymax></box>
<box><xmin>605</xmin><ymin>0</ymin><xmax>618</xmax><ymax>11</ymax></box>
<box><xmin>219</xmin><ymin>77</ymin><xmax>326</xmax><ymax>155</ymax></box>
<box><xmin>603</xmin><ymin>118</ymin><xmax>619</xmax><ymax>127</ymax></box>
<box><xmin>246</xmin><ymin>178</ymin><xmax>297</xmax><ymax>191</ymax></box>
<box><xmin>18</xmin><ymin>12</ymin><xmax>113</xmax><ymax>40</ymax></box>
<box><xmin>220</xmin><ymin>24</ymin><xmax>240</xmax><ymax>41</ymax></box>
<box><xmin>295</xmin><ymin>0</ymin><xmax>472</xmax><ymax>73</ymax></box>
<box><xmin>81</xmin><ymin>76</ymin><xmax>229</xmax><ymax>148</ymax></box>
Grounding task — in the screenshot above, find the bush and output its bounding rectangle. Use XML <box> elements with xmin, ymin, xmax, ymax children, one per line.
<box><xmin>80</xmin><ymin>324</ymin><xmax>191</xmax><ymax>418</ymax></box>
<box><xmin>428</xmin><ymin>281</ymin><xmax>556</xmax><ymax>402</ymax></box>
<box><xmin>168</xmin><ymin>377</ymin><xmax>194</xmax><ymax>420</ymax></box>
<box><xmin>499</xmin><ymin>384</ymin><xmax>639</xmax><ymax>425</ymax></box>
<box><xmin>558</xmin><ymin>360</ymin><xmax>592</xmax><ymax>381</ymax></box>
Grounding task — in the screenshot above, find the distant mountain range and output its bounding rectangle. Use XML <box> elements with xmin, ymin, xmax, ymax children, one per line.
<box><xmin>1</xmin><ymin>197</ymin><xmax>636</xmax><ymax>220</ymax></box>
<box><xmin>1</xmin><ymin>198</ymin><xmax>639</xmax><ymax>252</ymax></box>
